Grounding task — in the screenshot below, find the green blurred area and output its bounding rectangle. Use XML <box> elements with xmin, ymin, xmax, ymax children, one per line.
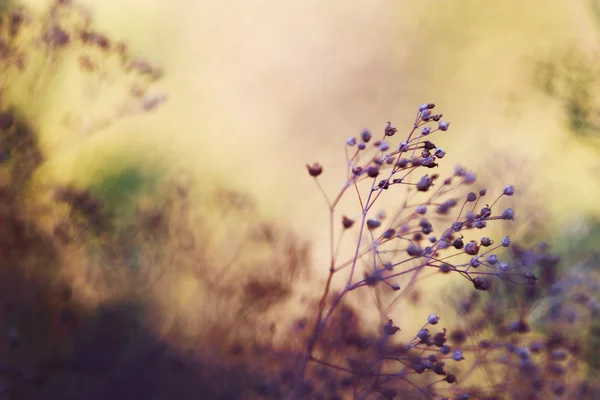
<box><xmin>0</xmin><ymin>1</ymin><xmax>13</xmax><ymax>14</ymax></box>
<box><xmin>78</xmin><ymin>154</ymin><xmax>165</xmax><ymax>224</ymax></box>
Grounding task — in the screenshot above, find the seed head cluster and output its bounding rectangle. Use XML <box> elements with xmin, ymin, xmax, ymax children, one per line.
<box><xmin>292</xmin><ymin>104</ymin><xmax>551</xmax><ymax>399</ymax></box>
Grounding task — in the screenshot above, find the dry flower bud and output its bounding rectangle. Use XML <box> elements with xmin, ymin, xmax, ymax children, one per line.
<box><xmin>306</xmin><ymin>162</ymin><xmax>323</xmax><ymax>177</ymax></box>
<box><xmin>501</xmin><ymin>208</ymin><xmax>515</xmax><ymax>220</ymax></box>
<box><xmin>452</xmin><ymin>350</ymin><xmax>464</xmax><ymax>361</ymax></box>
<box><xmin>428</xmin><ymin>314</ymin><xmax>440</xmax><ymax>325</ymax></box>
<box><xmin>398</xmin><ymin>142</ymin><xmax>409</xmax><ymax>152</ymax></box>
<box><xmin>384</xmin><ymin>319</ymin><xmax>400</xmax><ymax>336</ymax></box>
<box><xmin>366</xmin><ymin>218</ymin><xmax>381</xmax><ymax>230</ymax></box>
<box><xmin>434</xmin><ymin>331</ymin><xmax>448</xmax><ymax>348</ymax></box>
<box><xmin>365</xmin><ymin>270</ymin><xmax>383</xmax><ymax>286</ymax></box>
<box><xmin>407</xmin><ymin>243</ymin><xmax>423</xmax><ymax>257</ymax></box>
<box><xmin>503</xmin><ymin>185</ymin><xmax>515</xmax><ymax>196</ymax></box>
<box><xmin>361</xmin><ymin>129</ymin><xmax>372</xmax><ymax>142</ymax></box>
<box><xmin>466</xmin><ymin>211</ymin><xmax>475</xmax><ymax>222</ymax></box>
<box><xmin>464</xmin><ymin>241</ymin><xmax>479</xmax><ymax>255</ymax></box>
<box><xmin>473</xmin><ymin>277</ymin><xmax>490</xmax><ymax>291</ymax></box>
<box><xmin>385</xmin><ymin>121</ymin><xmax>397</xmax><ymax>136</ymax></box>
<box><xmin>342</xmin><ymin>216</ymin><xmax>354</xmax><ymax>229</ymax></box>
<box><xmin>437</xmin><ymin>199</ymin><xmax>457</xmax><ymax>214</ymax></box>
<box><xmin>366</xmin><ymin>165</ymin><xmax>380</xmax><ymax>178</ymax></box>
<box><xmin>478</xmin><ymin>206</ymin><xmax>492</xmax><ymax>219</ymax></box>
<box><xmin>452</xmin><ymin>238</ymin><xmax>464</xmax><ymax>249</ymax></box>
<box><xmin>376</xmin><ymin>140</ymin><xmax>390</xmax><ymax>152</ymax></box>
<box><xmin>423</xmin><ymin>141</ymin><xmax>436</xmax><ymax>150</ymax></box>
<box><xmin>508</xmin><ymin>320</ymin><xmax>530</xmax><ymax>334</ymax></box>
<box><xmin>463</xmin><ymin>171</ymin><xmax>477</xmax><ymax>184</ymax></box>
<box><xmin>397</xmin><ymin>158</ymin><xmax>409</xmax><ymax>168</ymax></box>
<box><xmin>417</xmin><ymin>175</ymin><xmax>433</xmax><ymax>192</ymax></box>
<box><xmin>383</xmin><ymin>229</ymin><xmax>396</xmax><ymax>239</ymax></box>
<box><xmin>422</xmin><ymin>156</ymin><xmax>437</xmax><ymax>168</ymax></box>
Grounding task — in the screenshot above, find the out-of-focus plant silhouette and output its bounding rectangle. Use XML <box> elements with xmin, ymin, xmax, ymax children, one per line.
<box><xmin>2</xmin><ymin>1</ymin><xmax>600</xmax><ymax>399</ymax></box>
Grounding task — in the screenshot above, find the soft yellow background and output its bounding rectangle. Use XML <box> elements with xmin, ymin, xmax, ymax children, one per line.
<box><xmin>0</xmin><ymin>3</ymin><xmax>596</xmax><ymax>392</ymax></box>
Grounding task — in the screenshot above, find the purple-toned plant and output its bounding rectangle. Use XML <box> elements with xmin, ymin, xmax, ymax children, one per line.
<box><xmin>432</xmin><ymin>241</ymin><xmax>600</xmax><ymax>400</ymax></box>
<box><xmin>295</xmin><ymin>104</ymin><xmax>536</xmax><ymax>399</ymax></box>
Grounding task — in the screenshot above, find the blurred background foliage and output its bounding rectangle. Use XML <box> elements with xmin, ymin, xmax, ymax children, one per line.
<box><xmin>2</xmin><ymin>0</ymin><xmax>600</xmax><ymax>398</ymax></box>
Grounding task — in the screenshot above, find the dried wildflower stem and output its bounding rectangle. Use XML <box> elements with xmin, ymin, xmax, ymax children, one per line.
<box><xmin>347</xmin><ymin>183</ymin><xmax>377</xmax><ymax>287</ymax></box>
<box><xmin>295</xmin><ymin>178</ymin><xmax>350</xmax><ymax>385</ymax></box>
<box><xmin>298</xmin><ymin>104</ymin><xmax>529</xmax><ymax>399</ymax></box>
